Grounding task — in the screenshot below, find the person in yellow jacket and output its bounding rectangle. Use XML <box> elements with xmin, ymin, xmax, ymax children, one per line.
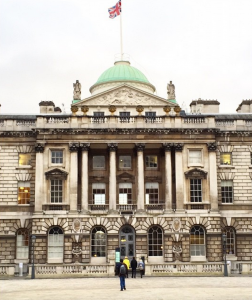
<box><xmin>123</xmin><ymin>256</ymin><xmax>130</xmax><ymax>278</ymax></box>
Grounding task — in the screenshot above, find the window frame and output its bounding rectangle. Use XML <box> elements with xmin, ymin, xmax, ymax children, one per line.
<box><xmin>148</xmin><ymin>226</ymin><xmax>163</xmax><ymax>257</ymax></box>
<box><xmin>188</xmin><ymin>149</ymin><xmax>203</xmax><ymax>167</ymax></box>
<box><xmin>16</xmin><ymin>229</ymin><xmax>29</xmax><ymax>260</ymax></box>
<box><xmin>190</xmin><ymin>178</ymin><xmax>202</xmax><ymax>203</ymax></box>
<box><xmin>91</xmin><ymin>226</ymin><xmax>107</xmax><ymax>257</ymax></box>
<box><xmin>92</xmin><ymin>155</ymin><xmax>106</xmax><ymax>170</ymax></box>
<box><xmin>220</xmin><ymin>152</ymin><xmax>232</xmax><ymax>166</ymax></box>
<box><xmin>50</xmin><ymin>179</ymin><xmax>63</xmax><ymax>203</ymax></box>
<box><xmin>190</xmin><ymin>225</ymin><xmax>206</xmax><ymax>258</ymax></box>
<box><xmin>118</xmin><ymin>155</ymin><xmax>132</xmax><ymax>169</ymax></box>
<box><xmin>48</xmin><ymin>226</ymin><xmax>64</xmax><ymax>263</ymax></box>
<box><xmin>221</xmin><ymin>180</ymin><xmax>233</xmax><ymax>204</ymax></box>
<box><xmin>119</xmin><ymin>182</ymin><xmax>132</xmax><ymax>205</ymax></box>
<box><xmin>223</xmin><ymin>227</ymin><xmax>236</xmax><ymax>255</ymax></box>
<box><xmin>49</xmin><ymin>149</ymin><xmax>65</xmax><ymax>167</ymax></box>
<box><xmin>18</xmin><ymin>181</ymin><xmax>31</xmax><ymax>205</ymax></box>
<box><xmin>145</xmin><ymin>155</ymin><xmax>158</xmax><ymax>169</ymax></box>
<box><xmin>145</xmin><ymin>182</ymin><xmax>159</xmax><ymax>204</ymax></box>
<box><xmin>92</xmin><ymin>183</ymin><xmax>106</xmax><ymax>205</ymax></box>
<box><xmin>18</xmin><ymin>153</ymin><xmax>32</xmax><ymax>166</ymax></box>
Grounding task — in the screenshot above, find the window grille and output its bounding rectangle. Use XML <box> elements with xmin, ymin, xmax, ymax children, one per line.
<box><xmin>190</xmin><ymin>179</ymin><xmax>202</xmax><ymax>202</ymax></box>
<box><xmin>190</xmin><ymin>225</ymin><xmax>205</xmax><ymax>256</ymax></box>
<box><xmin>48</xmin><ymin>227</ymin><xmax>64</xmax><ymax>260</ymax></box>
<box><xmin>18</xmin><ymin>182</ymin><xmax>30</xmax><ymax>204</ymax></box>
<box><xmin>145</xmin><ymin>182</ymin><xmax>159</xmax><ymax>204</ymax></box>
<box><xmin>91</xmin><ymin>227</ymin><xmax>106</xmax><ymax>257</ymax></box>
<box><xmin>51</xmin><ymin>179</ymin><xmax>63</xmax><ymax>203</ymax></box>
<box><xmin>221</xmin><ymin>180</ymin><xmax>233</xmax><ymax>203</ymax></box>
<box><xmin>16</xmin><ymin>229</ymin><xmax>29</xmax><ymax>259</ymax></box>
<box><xmin>148</xmin><ymin>226</ymin><xmax>163</xmax><ymax>256</ymax></box>
<box><xmin>51</xmin><ymin>150</ymin><xmax>63</xmax><ymax>164</ymax></box>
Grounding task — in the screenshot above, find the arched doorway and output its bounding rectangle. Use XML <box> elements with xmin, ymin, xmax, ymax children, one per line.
<box><xmin>119</xmin><ymin>225</ymin><xmax>135</xmax><ymax>260</ymax></box>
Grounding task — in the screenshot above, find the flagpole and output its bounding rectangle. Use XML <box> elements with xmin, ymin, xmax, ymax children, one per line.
<box><xmin>120</xmin><ymin>7</ymin><xmax>123</xmax><ymax>61</ymax></box>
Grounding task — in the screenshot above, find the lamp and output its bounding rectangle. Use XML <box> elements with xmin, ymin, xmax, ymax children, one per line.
<box><xmin>31</xmin><ymin>234</ymin><xmax>36</xmax><ymax>279</ymax></box>
<box><xmin>222</xmin><ymin>233</ymin><xmax>228</xmax><ymax>276</ymax></box>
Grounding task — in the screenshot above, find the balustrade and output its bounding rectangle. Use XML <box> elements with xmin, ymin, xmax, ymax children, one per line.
<box><xmin>46</xmin><ymin>117</ymin><xmax>69</xmax><ymax>124</ymax></box>
<box><xmin>16</xmin><ymin>120</ymin><xmax>36</xmax><ymax>127</ymax></box>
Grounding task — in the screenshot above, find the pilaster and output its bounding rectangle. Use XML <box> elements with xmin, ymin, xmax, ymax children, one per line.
<box><xmin>135</xmin><ymin>143</ymin><xmax>145</xmax><ymax>211</ymax></box>
<box><xmin>108</xmin><ymin>143</ymin><xmax>118</xmax><ymax>212</ymax></box>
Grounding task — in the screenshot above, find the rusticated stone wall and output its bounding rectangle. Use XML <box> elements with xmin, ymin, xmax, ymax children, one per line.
<box><xmin>206</xmin><ymin>235</ymin><xmax>222</xmax><ymax>262</ymax></box>
<box><xmin>34</xmin><ymin>236</ymin><xmax>47</xmax><ymax>264</ymax></box>
<box><xmin>237</xmin><ymin>235</ymin><xmax>252</xmax><ymax>261</ymax></box>
<box><xmin>135</xmin><ymin>234</ymin><xmax>147</xmax><ymax>260</ymax></box>
<box><xmin>64</xmin><ymin>236</ymin><xmax>73</xmax><ymax>263</ymax></box>
<box><xmin>0</xmin><ymin>237</ymin><xmax>15</xmax><ymax>263</ymax></box>
<box><xmin>107</xmin><ymin>234</ymin><xmax>119</xmax><ymax>262</ymax></box>
<box><xmin>181</xmin><ymin>235</ymin><xmax>190</xmax><ymax>262</ymax></box>
<box><xmin>81</xmin><ymin>235</ymin><xmax>90</xmax><ymax>263</ymax></box>
<box><xmin>164</xmin><ymin>235</ymin><xmax>173</xmax><ymax>262</ymax></box>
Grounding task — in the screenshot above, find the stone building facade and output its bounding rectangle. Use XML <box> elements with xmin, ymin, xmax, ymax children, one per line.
<box><xmin>0</xmin><ymin>60</ymin><xmax>252</xmax><ymax>276</ymax></box>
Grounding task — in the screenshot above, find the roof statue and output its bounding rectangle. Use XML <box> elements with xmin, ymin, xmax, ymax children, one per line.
<box><xmin>73</xmin><ymin>80</ymin><xmax>81</xmax><ymax>100</ymax></box>
<box><xmin>167</xmin><ymin>80</ymin><xmax>176</xmax><ymax>100</ymax></box>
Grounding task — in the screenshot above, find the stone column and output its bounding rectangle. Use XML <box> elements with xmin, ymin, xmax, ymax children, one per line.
<box><xmin>69</xmin><ymin>143</ymin><xmax>79</xmax><ymax>212</ymax></box>
<box><xmin>80</xmin><ymin>143</ymin><xmax>90</xmax><ymax>212</ymax></box>
<box><xmin>174</xmin><ymin>143</ymin><xmax>184</xmax><ymax>210</ymax></box>
<box><xmin>108</xmin><ymin>143</ymin><xmax>118</xmax><ymax>212</ymax></box>
<box><xmin>163</xmin><ymin>143</ymin><xmax>173</xmax><ymax>211</ymax></box>
<box><xmin>207</xmin><ymin>143</ymin><xmax>218</xmax><ymax>211</ymax></box>
<box><xmin>35</xmin><ymin>143</ymin><xmax>45</xmax><ymax>212</ymax></box>
<box><xmin>135</xmin><ymin>143</ymin><xmax>145</xmax><ymax>211</ymax></box>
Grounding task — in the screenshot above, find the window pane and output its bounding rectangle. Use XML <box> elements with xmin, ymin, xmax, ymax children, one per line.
<box><xmin>190</xmin><ymin>179</ymin><xmax>202</xmax><ymax>202</ymax></box>
<box><xmin>190</xmin><ymin>226</ymin><xmax>205</xmax><ymax>256</ymax></box>
<box><xmin>18</xmin><ymin>182</ymin><xmax>30</xmax><ymax>205</ymax></box>
<box><xmin>148</xmin><ymin>226</ymin><xmax>163</xmax><ymax>256</ymax></box>
<box><xmin>48</xmin><ymin>227</ymin><xmax>64</xmax><ymax>259</ymax></box>
<box><xmin>220</xmin><ymin>153</ymin><xmax>231</xmax><ymax>165</ymax></box>
<box><xmin>145</xmin><ymin>155</ymin><xmax>158</xmax><ymax>168</ymax></box>
<box><xmin>19</xmin><ymin>154</ymin><xmax>31</xmax><ymax>166</ymax></box>
<box><xmin>16</xmin><ymin>229</ymin><xmax>29</xmax><ymax>259</ymax></box>
<box><xmin>189</xmin><ymin>150</ymin><xmax>201</xmax><ymax>164</ymax></box>
<box><xmin>51</xmin><ymin>180</ymin><xmax>63</xmax><ymax>203</ymax></box>
<box><xmin>91</xmin><ymin>227</ymin><xmax>106</xmax><ymax>257</ymax></box>
<box><xmin>119</xmin><ymin>156</ymin><xmax>131</xmax><ymax>168</ymax></box>
<box><xmin>93</xmin><ymin>156</ymin><xmax>105</xmax><ymax>169</ymax></box>
<box><xmin>51</xmin><ymin>150</ymin><xmax>63</xmax><ymax>164</ymax></box>
<box><xmin>221</xmin><ymin>181</ymin><xmax>233</xmax><ymax>203</ymax></box>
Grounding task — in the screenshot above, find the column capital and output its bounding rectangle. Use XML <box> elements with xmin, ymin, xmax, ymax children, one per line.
<box><xmin>174</xmin><ymin>143</ymin><xmax>184</xmax><ymax>152</ymax></box>
<box><xmin>107</xmin><ymin>143</ymin><xmax>118</xmax><ymax>152</ymax></box>
<box><xmin>163</xmin><ymin>143</ymin><xmax>173</xmax><ymax>151</ymax></box>
<box><xmin>207</xmin><ymin>143</ymin><xmax>217</xmax><ymax>151</ymax></box>
<box><xmin>135</xmin><ymin>143</ymin><xmax>145</xmax><ymax>152</ymax></box>
<box><xmin>79</xmin><ymin>143</ymin><xmax>90</xmax><ymax>151</ymax></box>
<box><xmin>69</xmin><ymin>142</ymin><xmax>79</xmax><ymax>152</ymax></box>
<box><xmin>35</xmin><ymin>143</ymin><xmax>45</xmax><ymax>153</ymax></box>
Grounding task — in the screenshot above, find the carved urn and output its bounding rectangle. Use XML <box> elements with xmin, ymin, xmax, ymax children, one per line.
<box><xmin>109</xmin><ymin>105</ymin><xmax>116</xmax><ymax>115</ymax></box>
<box><xmin>174</xmin><ymin>106</ymin><xmax>181</xmax><ymax>115</ymax></box>
<box><xmin>71</xmin><ymin>106</ymin><xmax>78</xmax><ymax>114</ymax></box>
<box><xmin>163</xmin><ymin>106</ymin><xmax>171</xmax><ymax>115</ymax></box>
<box><xmin>81</xmin><ymin>106</ymin><xmax>89</xmax><ymax>115</ymax></box>
<box><xmin>136</xmin><ymin>105</ymin><xmax>144</xmax><ymax>116</ymax></box>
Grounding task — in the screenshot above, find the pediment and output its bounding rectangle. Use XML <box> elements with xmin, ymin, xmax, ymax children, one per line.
<box><xmin>74</xmin><ymin>84</ymin><xmax>177</xmax><ymax>107</ymax></box>
<box><xmin>45</xmin><ymin>168</ymin><xmax>68</xmax><ymax>180</ymax></box>
<box><xmin>117</xmin><ymin>172</ymin><xmax>135</xmax><ymax>182</ymax></box>
<box><xmin>185</xmin><ymin>168</ymin><xmax>208</xmax><ymax>179</ymax></box>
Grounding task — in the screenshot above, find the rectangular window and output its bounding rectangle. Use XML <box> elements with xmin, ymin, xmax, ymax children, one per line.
<box><xmin>16</xmin><ymin>230</ymin><xmax>29</xmax><ymax>259</ymax></box>
<box><xmin>190</xmin><ymin>179</ymin><xmax>202</xmax><ymax>202</ymax></box>
<box><xmin>93</xmin><ymin>156</ymin><xmax>105</xmax><ymax>169</ymax></box>
<box><xmin>19</xmin><ymin>153</ymin><xmax>31</xmax><ymax>166</ymax></box>
<box><xmin>145</xmin><ymin>155</ymin><xmax>158</xmax><ymax>168</ymax></box>
<box><xmin>92</xmin><ymin>183</ymin><xmax>106</xmax><ymax>205</ymax></box>
<box><xmin>145</xmin><ymin>182</ymin><xmax>159</xmax><ymax>204</ymax></box>
<box><xmin>18</xmin><ymin>182</ymin><xmax>30</xmax><ymax>204</ymax></box>
<box><xmin>93</xmin><ymin>112</ymin><xmax>104</xmax><ymax>117</ymax></box>
<box><xmin>220</xmin><ymin>153</ymin><xmax>232</xmax><ymax>165</ymax></box>
<box><xmin>119</xmin><ymin>183</ymin><xmax>132</xmax><ymax>204</ymax></box>
<box><xmin>221</xmin><ymin>180</ymin><xmax>233</xmax><ymax>203</ymax></box>
<box><xmin>188</xmin><ymin>150</ymin><xmax>202</xmax><ymax>165</ymax></box>
<box><xmin>51</xmin><ymin>179</ymin><xmax>63</xmax><ymax>203</ymax></box>
<box><xmin>51</xmin><ymin>150</ymin><xmax>63</xmax><ymax>164</ymax></box>
<box><xmin>119</xmin><ymin>155</ymin><xmax>131</xmax><ymax>169</ymax></box>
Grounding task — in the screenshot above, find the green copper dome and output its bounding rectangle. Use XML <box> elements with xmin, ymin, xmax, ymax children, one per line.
<box><xmin>96</xmin><ymin>61</ymin><xmax>150</xmax><ymax>84</ymax></box>
<box><xmin>90</xmin><ymin>61</ymin><xmax>156</xmax><ymax>94</ymax></box>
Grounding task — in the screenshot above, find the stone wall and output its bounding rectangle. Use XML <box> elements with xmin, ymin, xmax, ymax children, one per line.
<box><xmin>64</xmin><ymin>236</ymin><xmax>73</xmax><ymax>263</ymax></box>
<box><xmin>206</xmin><ymin>235</ymin><xmax>222</xmax><ymax>262</ymax></box>
<box><xmin>237</xmin><ymin>235</ymin><xmax>252</xmax><ymax>261</ymax></box>
<box><xmin>181</xmin><ymin>235</ymin><xmax>190</xmax><ymax>262</ymax></box>
<box><xmin>0</xmin><ymin>237</ymin><xmax>15</xmax><ymax>263</ymax></box>
<box><xmin>136</xmin><ymin>234</ymin><xmax>147</xmax><ymax>261</ymax></box>
<box><xmin>82</xmin><ymin>235</ymin><xmax>90</xmax><ymax>263</ymax></box>
<box><xmin>107</xmin><ymin>234</ymin><xmax>119</xmax><ymax>263</ymax></box>
<box><xmin>164</xmin><ymin>235</ymin><xmax>173</xmax><ymax>262</ymax></box>
<box><xmin>34</xmin><ymin>236</ymin><xmax>47</xmax><ymax>264</ymax></box>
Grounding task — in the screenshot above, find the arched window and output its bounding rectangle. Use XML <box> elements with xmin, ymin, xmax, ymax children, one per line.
<box><xmin>91</xmin><ymin>227</ymin><xmax>106</xmax><ymax>257</ymax></box>
<box><xmin>148</xmin><ymin>226</ymin><xmax>163</xmax><ymax>256</ymax></box>
<box><xmin>190</xmin><ymin>225</ymin><xmax>206</xmax><ymax>257</ymax></box>
<box><xmin>48</xmin><ymin>226</ymin><xmax>64</xmax><ymax>263</ymax></box>
<box><xmin>16</xmin><ymin>229</ymin><xmax>29</xmax><ymax>259</ymax></box>
<box><xmin>224</xmin><ymin>227</ymin><xmax>236</xmax><ymax>255</ymax></box>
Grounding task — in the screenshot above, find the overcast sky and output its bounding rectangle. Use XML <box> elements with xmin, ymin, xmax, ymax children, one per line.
<box><xmin>1</xmin><ymin>0</ymin><xmax>252</xmax><ymax>114</ymax></box>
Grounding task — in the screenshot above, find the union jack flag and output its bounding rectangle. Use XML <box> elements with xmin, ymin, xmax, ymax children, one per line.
<box><xmin>108</xmin><ymin>1</ymin><xmax>121</xmax><ymax>19</ymax></box>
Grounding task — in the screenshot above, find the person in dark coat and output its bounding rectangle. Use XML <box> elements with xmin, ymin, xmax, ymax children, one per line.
<box><xmin>130</xmin><ymin>256</ymin><xmax>137</xmax><ymax>278</ymax></box>
<box><xmin>138</xmin><ymin>259</ymin><xmax>145</xmax><ymax>278</ymax></box>
<box><xmin>119</xmin><ymin>258</ymin><xmax>127</xmax><ymax>291</ymax></box>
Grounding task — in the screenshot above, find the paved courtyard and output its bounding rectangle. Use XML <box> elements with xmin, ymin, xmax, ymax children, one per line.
<box><xmin>1</xmin><ymin>276</ymin><xmax>252</xmax><ymax>300</ymax></box>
